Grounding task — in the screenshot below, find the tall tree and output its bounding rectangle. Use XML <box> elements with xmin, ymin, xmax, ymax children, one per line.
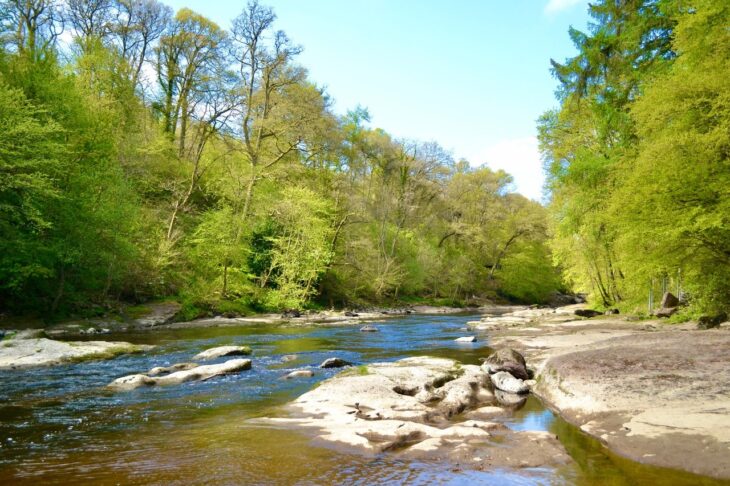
<box><xmin>539</xmin><ymin>0</ymin><xmax>674</xmax><ymax>306</ymax></box>
<box><xmin>614</xmin><ymin>0</ymin><xmax>730</xmax><ymax>313</ymax></box>
<box><xmin>114</xmin><ymin>0</ymin><xmax>172</xmax><ymax>90</ymax></box>
<box><xmin>1</xmin><ymin>0</ymin><xmax>62</xmax><ymax>60</ymax></box>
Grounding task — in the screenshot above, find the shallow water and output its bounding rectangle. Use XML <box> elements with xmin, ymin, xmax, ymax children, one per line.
<box><xmin>0</xmin><ymin>314</ymin><xmax>724</xmax><ymax>485</ymax></box>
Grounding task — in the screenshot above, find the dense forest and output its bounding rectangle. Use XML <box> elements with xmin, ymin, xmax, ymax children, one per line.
<box><xmin>0</xmin><ymin>0</ymin><xmax>561</xmax><ymax>318</ymax></box>
<box><xmin>540</xmin><ymin>0</ymin><xmax>729</xmax><ymax>316</ymax></box>
<box><xmin>0</xmin><ymin>0</ymin><xmax>727</xmax><ymax>320</ymax></box>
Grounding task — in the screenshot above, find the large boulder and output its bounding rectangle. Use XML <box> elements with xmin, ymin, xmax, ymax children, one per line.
<box><xmin>575</xmin><ymin>309</ymin><xmax>602</xmax><ymax>318</ymax></box>
<box><xmin>697</xmin><ymin>312</ymin><xmax>728</xmax><ymax>330</ymax></box>
<box><xmin>660</xmin><ymin>292</ymin><xmax>680</xmax><ymax>309</ymax></box>
<box><xmin>109</xmin><ymin>358</ymin><xmax>251</xmax><ymax>391</ymax></box>
<box><xmin>319</xmin><ymin>357</ymin><xmax>352</xmax><ymax>368</ymax></box>
<box><xmin>193</xmin><ymin>345</ymin><xmax>252</xmax><ymax>361</ymax></box>
<box><xmin>0</xmin><ymin>338</ymin><xmax>150</xmax><ymax>369</ymax></box>
<box><xmin>481</xmin><ymin>348</ymin><xmax>528</xmax><ymax>380</ymax></box>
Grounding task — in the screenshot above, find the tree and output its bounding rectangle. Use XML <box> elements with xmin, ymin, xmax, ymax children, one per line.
<box><xmin>1</xmin><ymin>0</ymin><xmax>62</xmax><ymax>60</ymax></box>
<box><xmin>614</xmin><ymin>0</ymin><xmax>730</xmax><ymax>313</ymax></box>
<box><xmin>65</xmin><ymin>0</ymin><xmax>114</xmax><ymax>48</ymax></box>
<box><xmin>0</xmin><ymin>81</ymin><xmax>63</xmax><ymax>306</ymax></box>
<box><xmin>539</xmin><ymin>0</ymin><xmax>675</xmax><ymax>307</ymax></box>
<box><xmin>113</xmin><ymin>0</ymin><xmax>172</xmax><ymax>90</ymax></box>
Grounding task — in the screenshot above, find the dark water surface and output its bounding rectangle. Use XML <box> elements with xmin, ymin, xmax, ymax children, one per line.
<box><xmin>0</xmin><ymin>314</ymin><xmax>723</xmax><ymax>485</ymax></box>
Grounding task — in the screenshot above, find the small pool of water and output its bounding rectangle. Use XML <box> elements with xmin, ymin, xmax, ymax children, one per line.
<box><xmin>0</xmin><ymin>314</ymin><xmax>722</xmax><ymax>485</ymax></box>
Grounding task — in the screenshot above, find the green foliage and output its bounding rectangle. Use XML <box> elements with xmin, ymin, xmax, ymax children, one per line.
<box><xmin>263</xmin><ymin>187</ymin><xmax>335</xmax><ymax>309</ymax></box>
<box><xmin>0</xmin><ymin>0</ymin><xmax>564</xmax><ymax>318</ymax></box>
<box><xmin>498</xmin><ymin>241</ymin><xmax>564</xmax><ymax>304</ymax></box>
<box><xmin>0</xmin><ymin>81</ymin><xmax>64</xmax><ymax>297</ymax></box>
<box><xmin>541</xmin><ymin>0</ymin><xmax>729</xmax><ymax>315</ymax></box>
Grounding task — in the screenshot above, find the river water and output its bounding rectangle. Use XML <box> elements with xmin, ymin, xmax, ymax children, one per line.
<box><xmin>0</xmin><ymin>313</ymin><xmax>722</xmax><ymax>485</ymax></box>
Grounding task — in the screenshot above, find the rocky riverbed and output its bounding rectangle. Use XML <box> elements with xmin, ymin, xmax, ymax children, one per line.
<box><xmin>1</xmin><ymin>304</ymin><xmax>728</xmax><ymax>483</ymax></box>
<box><xmin>476</xmin><ymin>305</ymin><xmax>730</xmax><ymax>479</ymax></box>
<box><xmin>260</xmin><ymin>355</ymin><xmax>570</xmax><ymax>471</ymax></box>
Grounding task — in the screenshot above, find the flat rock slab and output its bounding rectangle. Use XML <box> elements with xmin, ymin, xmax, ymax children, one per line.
<box><xmin>0</xmin><ymin>338</ymin><xmax>150</xmax><ymax>369</ymax></box>
<box><xmin>533</xmin><ymin>330</ymin><xmax>730</xmax><ymax>479</ymax></box>
<box><xmin>193</xmin><ymin>345</ymin><xmax>252</xmax><ymax>361</ymax></box>
<box><xmin>109</xmin><ymin>358</ymin><xmax>252</xmax><ymax>391</ymax></box>
<box><xmin>132</xmin><ymin>301</ymin><xmax>181</xmax><ymax>327</ymax></box>
<box><xmin>259</xmin><ymin>356</ymin><xmax>569</xmax><ymax>471</ymax></box>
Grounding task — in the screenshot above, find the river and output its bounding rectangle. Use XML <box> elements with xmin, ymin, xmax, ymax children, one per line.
<box><xmin>0</xmin><ymin>313</ymin><xmax>720</xmax><ymax>485</ymax></box>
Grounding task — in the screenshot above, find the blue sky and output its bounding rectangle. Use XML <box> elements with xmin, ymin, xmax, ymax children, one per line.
<box><xmin>163</xmin><ymin>0</ymin><xmax>591</xmax><ymax>200</ymax></box>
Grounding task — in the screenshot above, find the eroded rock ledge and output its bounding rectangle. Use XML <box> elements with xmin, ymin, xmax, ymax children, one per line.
<box><xmin>0</xmin><ymin>337</ymin><xmax>151</xmax><ymax>369</ymax></box>
<box><xmin>477</xmin><ymin>304</ymin><xmax>730</xmax><ymax>480</ymax></box>
<box><xmin>260</xmin><ymin>356</ymin><xmax>569</xmax><ymax>470</ymax></box>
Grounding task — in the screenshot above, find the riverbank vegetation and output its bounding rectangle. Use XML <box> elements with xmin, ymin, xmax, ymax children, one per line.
<box><xmin>540</xmin><ymin>0</ymin><xmax>729</xmax><ymax>316</ymax></box>
<box><xmin>0</xmin><ymin>0</ymin><xmax>561</xmax><ymax>318</ymax></box>
<box><xmin>1</xmin><ymin>0</ymin><xmax>726</xmax><ymax>321</ymax></box>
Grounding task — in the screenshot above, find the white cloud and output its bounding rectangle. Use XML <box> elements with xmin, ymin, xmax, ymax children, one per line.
<box><xmin>472</xmin><ymin>136</ymin><xmax>545</xmax><ymax>202</ymax></box>
<box><xmin>544</xmin><ymin>0</ymin><xmax>585</xmax><ymax>14</ymax></box>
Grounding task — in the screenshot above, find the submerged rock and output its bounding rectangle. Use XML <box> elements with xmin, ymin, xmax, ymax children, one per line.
<box><xmin>109</xmin><ymin>358</ymin><xmax>251</xmax><ymax>391</ymax></box>
<box><xmin>193</xmin><ymin>345</ymin><xmax>252</xmax><ymax>361</ymax></box>
<box><xmin>319</xmin><ymin>357</ymin><xmax>352</xmax><ymax>368</ymax></box>
<box><xmin>284</xmin><ymin>369</ymin><xmax>315</xmax><ymax>379</ymax></box>
<box><xmin>0</xmin><ymin>338</ymin><xmax>150</xmax><ymax>369</ymax></box>
<box><xmin>494</xmin><ymin>389</ymin><xmax>528</xmax><ymax>408</ymax></box>
<box><xmin>360</xmin><ymin>325</ymin><xmax>379</xmax><ymax>332</ymax></box>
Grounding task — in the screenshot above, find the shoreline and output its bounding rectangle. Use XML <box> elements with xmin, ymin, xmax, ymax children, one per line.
<box><xmin>2</xmin><ymin>303</ymin><xmax>510</xmax><ymax>338</ymax></box>
<box><xmin>474</xmin><ymin>305</ymin><xmax>730</xmax><ymax>480</ymax></box>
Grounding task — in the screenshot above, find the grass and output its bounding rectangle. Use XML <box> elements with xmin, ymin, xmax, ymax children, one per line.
<box><xmin>339</xmin><ymin>364</ymin><xmax>371</xmax><ymax>377</ymax></box>
<box><xmin>124</xmin><ymin>304</ymin><xmax>152</xmax><ymax>319</ymax></box>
